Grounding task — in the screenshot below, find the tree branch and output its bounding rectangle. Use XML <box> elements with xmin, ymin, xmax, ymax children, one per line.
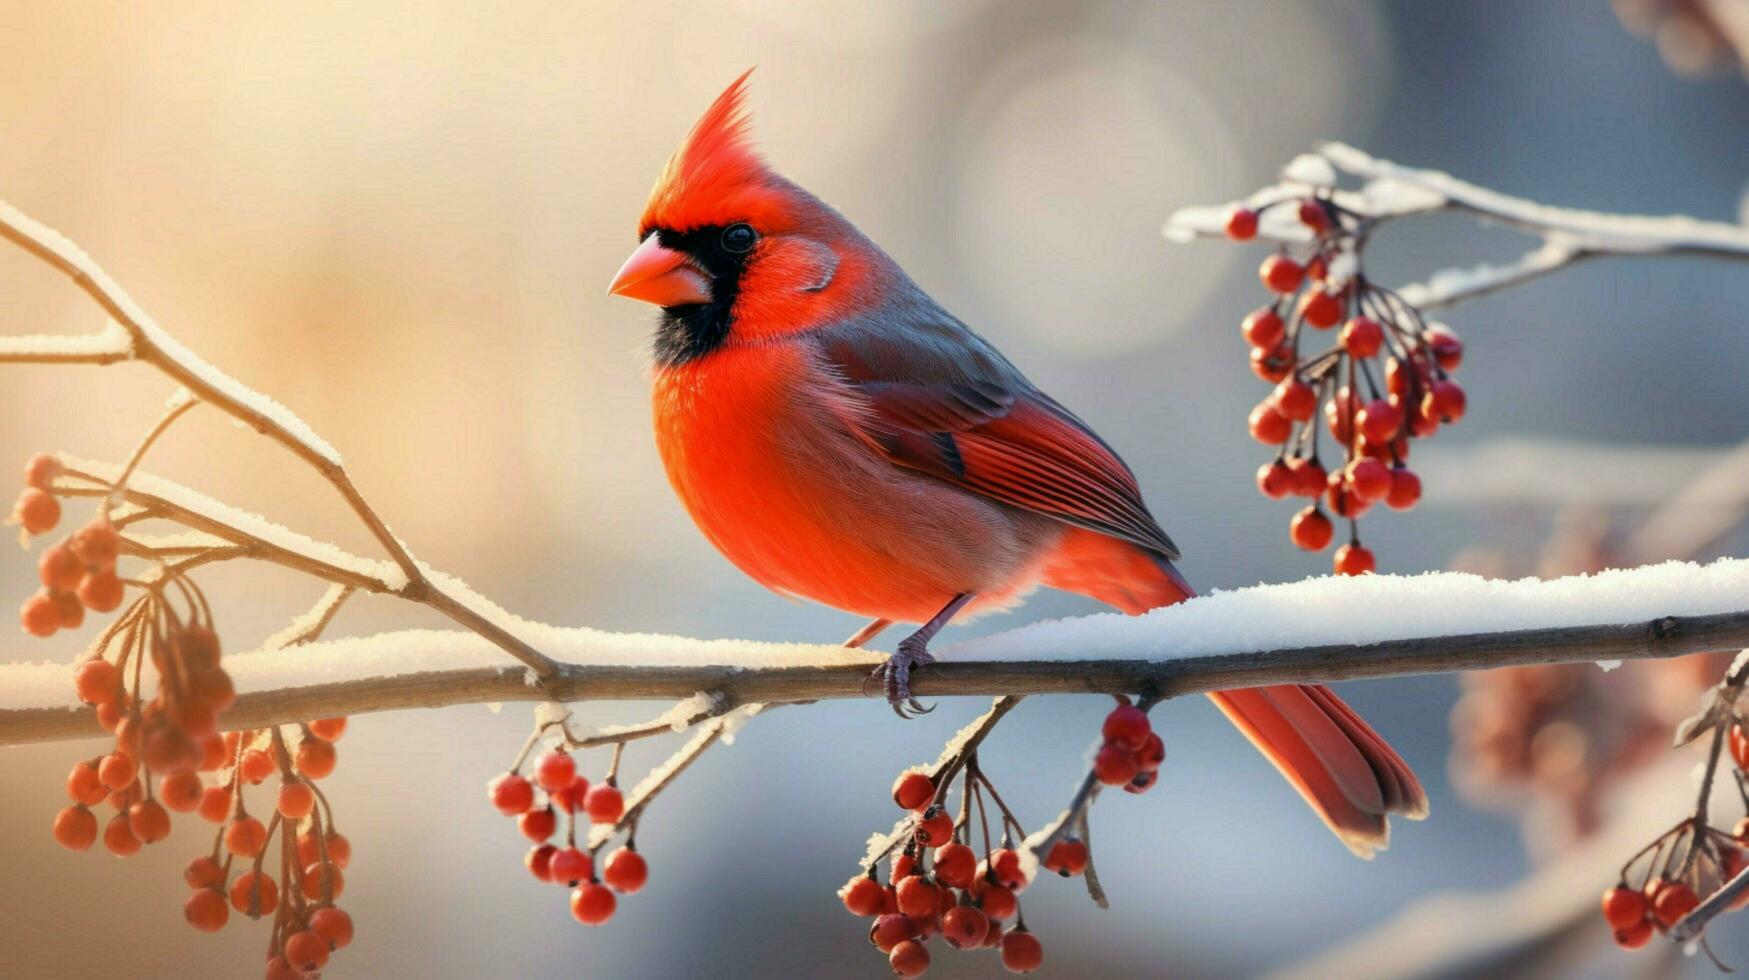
<box><xmin>5</xmin><ymin>607</ymin><xmax>1746</xmax><ymax>747</ymax></box>
<box><xmin>1163</xmin><ymin>142</ymin><xmax>1749</xmax><ymax>310</ymax></box>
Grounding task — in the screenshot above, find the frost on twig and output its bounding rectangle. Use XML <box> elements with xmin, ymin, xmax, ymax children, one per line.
<box><xmin>1165</xmin><ymin>142</ymin><xmax>1749</xmax><ymax>310</ymax></box>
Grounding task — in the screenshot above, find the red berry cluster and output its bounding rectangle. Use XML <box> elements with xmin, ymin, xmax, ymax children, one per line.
<box><xmin>57</xmin><ymin>715</ymin><xmax>353</xmax><ymax>977</ymax></box>
<box><xmin>486</xmin><ymin>748</ymin><xmax>643</xmax><ymax>928</ymax></box>
<box><xmin>1225</xmin><ymin>201</ymin><xmax>1466</xmax><ymax>574</ymax></box>
<box><xmin>845</xmin><ymin>768</ymin><xmax>1045</xmax><ymax>976</ymax></box>
<box><xmin>14</xmin><ymin>455</ymin><xmax>127</xmax><ymax>637</ymax></box>
<box><xmin>1093</xmin><ymin>702</ymin><xmax>1165</xmax><ymax>794</ymax></box>
<box><xmin>1600</xmin><ymin>721</ymin><xmax>1749</xmax><ymax>953</ymax></box>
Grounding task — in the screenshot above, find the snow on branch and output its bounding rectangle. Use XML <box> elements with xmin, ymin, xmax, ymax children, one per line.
<box><xmin>1164</xmin><ymin>142</ymin><xmax>1749</xmax><ymax>309</ymax></box>
<box><xmin>7</xmin><ymin>556</ymin><xmax>1749</xmax><ymax>746</ymax></box>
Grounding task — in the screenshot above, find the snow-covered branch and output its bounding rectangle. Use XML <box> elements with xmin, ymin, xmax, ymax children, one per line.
<box><xmin>8</xmin><ymin>557</ymin><xmax>1749</xmax><ymax>746</ymax></box>
<box><xmin>0</xmin><ymin>199</ymin><xmax>560</xmax><ymax>678</ymax></box>
<box><xmin>1164</xmin><ymin>142</ymin><xmax>1749</xmax><ymax>309</ymax></box>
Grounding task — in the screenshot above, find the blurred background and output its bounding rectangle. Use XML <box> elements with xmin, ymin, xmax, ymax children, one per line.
<box><xmin>3</xmin><ymin>1</ymin><xmax>1749</xmax><ymax>976</ymax></box>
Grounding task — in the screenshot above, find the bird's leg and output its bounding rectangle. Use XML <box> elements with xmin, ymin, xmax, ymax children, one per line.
<box><xmin>872</xmin><ymin>593</ymin><xmax>974</xmax><ymax>719</ymax></box>
<box><xmin>843</xmin><ymin>618</ymin><xmax>892</xmax><ymax>649</ymax></box>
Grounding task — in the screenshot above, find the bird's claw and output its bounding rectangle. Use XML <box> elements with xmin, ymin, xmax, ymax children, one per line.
<box><xmin>870</xmin><ymin>639</ymin><xmax>936</xmax><ymax>719</ymax></box>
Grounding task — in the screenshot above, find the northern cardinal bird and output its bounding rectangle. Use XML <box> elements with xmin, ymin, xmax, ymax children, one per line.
<box><xmin>610</xmin><ymin>72</ymin><xmax>1426</xmax><ymax>856</ymax></box>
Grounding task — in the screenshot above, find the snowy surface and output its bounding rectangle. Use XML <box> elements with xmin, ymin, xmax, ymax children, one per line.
<box><xmin>0</xmin><ymin>319</ymin><xmax>132</xmax><ymax>358</ymax></box>
<box><xmin>0</xmin><ymin>200</ymin><xmax>342</xmax><ymax>463</ymax></box>
<box><xmin>7</xmin><ymin>557</ymin><xmax>1749</xmax><ymax>713</ymax></box>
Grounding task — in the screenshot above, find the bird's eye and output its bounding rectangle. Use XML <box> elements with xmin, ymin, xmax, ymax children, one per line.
<box><xmin>720</xmin><ymin>223</ymin><xmax>757</xmax><ymax>254</ymax></box>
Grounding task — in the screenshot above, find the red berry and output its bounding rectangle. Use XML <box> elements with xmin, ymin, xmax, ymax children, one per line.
<box><xmin>98</xmin><ymin>751</ymin><xmax>137</xmax><ymax>792</ymax></box>
<box><xmin>128</xmin><ymin>799</ymin><xmax>170</xmax><ymax>843</ymax></box>
<box><xmin>1044</xmin><ymin>838</ymin><xmax>1090</xmax><ymax>877</ymax></box>
<box><xmin>197</xmin><ymin>786</ymin><xmax>232</xmax><ymax>823</ymax></box>
<box><xmin>162</xmin><ymin>770</ymin><xmax>206</xmax><ymax>816</ymax></box>
<box><xmin>889</xmin><ymin>938</ymin><xmax>931</xmax><ymax>978</ymax></box>
<box><xmin>1326</xmin><ymin>480</ymin><xmax>1369</xmax><ymax>520</ymax></box>
<box><xmin>231</xmin><ymin>870</ymin><xmax>279</xmax><ymax>916</ymax></box>
<box><xmin>1385</xmin><ymin>467</ymin><xmax>1421</xmax><ymax>510</ymax></box>
<box><xmin>1286</xmin><ymin>457</ymin><xmax>1327</xmax><ymax>497</ymax></box>
<box><xmin>1333</xmin><ymin>543</ymin><xmax>1375</xmax><ymax>576</ymax></box>
<box><xmin>1000</xmin><ymin>928</ymin><xmax>1045</xmax><ymax>973</ymax></box>
<box><xmin>1347</xmin><ymin>458</ymin><xmax>1392</xmax><ymax>503</ymax></box>
<box><xmin>526</xmin><ymin>843</ymin><xmax>557</xmax><ymax>882</ymax></box>
<box><xmin>184</xmin><ymin>887</ymin><xmax>229</xmax><ymax>932</ymax></box>
<box><xmin>1289</xmin><ymin>507</ymin><xmax>1334</xmax><ymax>551</ymax></box>
<box><xmin>1250</xmin><ymin>342</ymin><xmax>1295</xmax><ymax>383</ymax></box>
<box><xmin>1241</xmin><ymin>308</ymin><xmax>1286</xmax><ymax>349</ymax></box>
<box><xmin>1602</xmin><ymin>885</ymin><xmax>1648</xmax><ymax>930</ymax></box>
<box><xmin>1248</xmin><ymin>402</ymin><xmax>1292</xmax><ymax>445</ymax></box>
<box><xmin>184</xmin><ymin>855</ymin><xmax>224</xmax><ymax>889</ymax></box>
<box><xmin>284</xmin><ymin>930</ymin><xmax>330</xmax><ymax>973</ymax></box>
<box><xmin>1102</xmin><ymin>705</ymin><xmax>1151</xmax><ymax>749</ymax></box>
<box><xmin>535</xmin><ymin>751</ymin><xmax>576</xmax><ymax>793</ymax></box>
<box><xmin>310</xmin><ymin>906</ymin><xmax>354</xmax><ymax>949</ymax></box>
<box><xmin>842</xmin><ymin>873</ymin><xmax>885</xmax><ymax>916</ymax></box>
<box><xmin>1224</xmin><ymin>207</ymin><xmax>1258</xmax><ymax>240</ymax></box>
<box><xmin>584</xmin><ymin>783</ymin><xmax>625</xmax><ymax>824</ymax></box>
<box><xmin>12</xmin><ymin>488</ymin><xmax>60</xmax><ymax>535</ymax></box>
<box><xmin>570</xmin><ymin>882</ymin><xmax>616</xmax><ymax>926</ymax></box>
<box><xmin>1651</xmin><ymin>880</ymin><xmax>1699</xmax><ymax>928</ymax></box>
<box><xmin>1298</xmin><ymin>199</ymin><xmax>1330</xmax><ymax>231</ymax></box>
<box><xmin>549</xmin><ymin>846</ymin><xmax>592</xmax><ymax>887</ymax></box>
<box><xmin>1094</xmin><ymin>743</ymin><xmax>1140</xmax><ymax>785</ymax></box>
<box><xmin>1614</xmin><ymin>917</ymin><xmax>1654</xmax><ymax>949</ymax></box>
<box><xmin>1136</xmin><ymin>732</ymin><xmax>1166</xmax><ymax>770</ymax></box>
<box><xmin>870</xmin><ymin>912</ymin><xmax>918</xmax><ymax>952</ymax></box>
<box><xmin>488</xmin><ymin>772</ymin><xmax>535</xmax><ymax>816</ymax></box>
<box><xmin>265</xmin><ymin>956</ymin><xmax>300</xmax><ymax>980</ymax></box>
<box><xmin>518</xmin><ymin>806</ymin><xmax>557</xmax><ymax>842</ymax></box>
<box><xmin>67</xmin><ymin>761</ymin><xmax>107</xmax><ymax>806</ymax></box>
<box><xmin>24</xmin><ymin>452</ymin><xmax>62</xmax><ymax>489</ymax></box>
<box><xmin>302</xmin><ymin>861</ymin><xmax>344</xmax><ymax>901</ymax></box>
<box><xmin>1325</xmin><ymin>387</ymin><xmax>1355</xmax><ymax>443</ymax></box>
<box><xmin>603</xmin><ymin>847</ymin><xmax>648</xmax><ymax>894</ymax></box>
<box><xmin>70</xmin><ymin>519</ymin><xmax>120</xmax><ymax>571</ymax></box>
<box><xmin>1299</xmin><ymin>289</ymin><xmax>1340</xmax><ymax>329</ymax></box>
<box><xmin>896</xmin><ymin>874</ymin><xmax>939</xmax><ymax>918</ymax></box>
<box><xmin>103</xmin><ymin>812</ymin><xmax>141</xmax><ymax>857</ymax></box>
<box><xmin>1273</xmin><ymin>379</ymin><xmax>1318</xmax><ymax>421</ymax></box>
<box><xmin>39</xmin><ymin>544</ymin><xmax>83</xmax><ymax>592</ymax></box>
<box><xmin>1340</xmin><ymin>316</ymin><xmax>1383</xmax><ymax>357</ymax></box>
<box><xmin>52</xmin><ymin>591</ymin><xmax>83</xmax><ymax>630</ymax></box>
<box><xmin>892</xmin><ymin>771</ymin><xmax>935</xmax><ymax>812</ymax></box>
<box><xmin>1426</xmin><ymin>326</ymin><xmax>1463</xmax><ymax>370</ymax></box>
<box><xmin>933</xmin><ymin>842</ymin><xmax>976</xmax><ymax>890</ymax></box>
<box><xmin>295</xmin><ymin>737</ymin><xmax>337</xmax><ymax>780</ymax></box>
<box><xmin>20</xmin><ymin>592</ymin><xmax>58</xmax><ymax>637</ymax></box>
<box><xmin>277</xmin><ymin>780</ymin><xmax>316</xmax><ymax>820</ymax></box>
<box><xmin>1125</xmin><ymin>770</ymin><xmax>1159</xmax><ymax>794</ymax></box>
<box><xmin>914</xmin><ymin>807</ymin><xmax>954</xmax><ymax>848</ymax></box>
<box><xmin>975</xmin><ymin>879</ymin><xmax>1018</xmax><ymax>920</ymax></box>
<box><xmin>1256</xmin><ymin>460</ymin><xmax>1292</xmax><ymax>500</ymax></box>
<box><xmin>986</xmin><ymin>847</ymin><xmax>1026</xmax><ymax>891</ymax></box>
<box><xmin>1259</xmin><ymin>254</ymin><xmax>1304</xmax><ymax>294</ymax></box>
<box><xmin>307</xmin><ymin>716</ymin><xmax>347</xmax><ymax>741</ymax></box>
<box><xmin>1358</xmin><ymin>399</ymin><xmax>1400</xmax><ymax>444</ymax></box>
<box><xmin>943</xmin><ymin>905</ymin><xmax>990</xmax><ymax>950</ymax></box>
<box><xmin>239</xmin><ymin>748</ymin><xmax>275</xmax><ymax>785</ymax></box>
<box><xmin>318</xmin><ymin>831</ymin><xmax>352</xmax><ymax>868</ymax></box>
<box><xmin>77</xmin><ymin>571</ymin><xmax>125</xmax><ymax>613</ymax></box>
<box><xmin>1422</xmin><ymin>379</ymin><xmax>1466</xmax><ymax>423</ymax></box>
<box><xmin>551</xmin><ymin>774</ymin><xmax>590</xmax><ymax>813</ymax></box>
<box><xmin>225</xmin><ymin>816</ymin><xmax>268</xmax><ymax>858</ymax></box>
<box><xmin>73</xmin><ymin>659</ymin><xmax>118</xmax><ymax>705</ymax></box>
<box><xmin>52</xmin><ymin>804</ymin><xmax>97</xmax><ymax>850</ymax></box>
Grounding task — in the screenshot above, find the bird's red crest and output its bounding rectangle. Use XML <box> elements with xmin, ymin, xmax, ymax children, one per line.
<box><xmin>639</xmin><ymin>70</ymin><xmax>789</xmax><ymax>236</ymax></box>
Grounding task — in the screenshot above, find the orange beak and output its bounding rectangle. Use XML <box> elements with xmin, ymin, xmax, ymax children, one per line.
<box><xmin>607</xmin><ymin>236</ymin><xmax>712</xmax><ymax>307</ymax></box>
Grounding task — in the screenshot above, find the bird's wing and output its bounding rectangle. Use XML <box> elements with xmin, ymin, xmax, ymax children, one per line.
<box><xmin>815</xmin><ymin>310</ymin><xmax>1179</xmax><ymax>560</ymax></box>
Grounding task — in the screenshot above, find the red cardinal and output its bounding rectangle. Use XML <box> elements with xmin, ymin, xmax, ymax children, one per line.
<box><xmin>610</xmin><ymin>72</ymin><xmax>1426</xmax><ymax>856</ymax></box>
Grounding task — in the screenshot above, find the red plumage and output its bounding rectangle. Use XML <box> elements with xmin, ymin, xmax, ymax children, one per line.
<box><xmin>615</xmin><ymin>73</ymin><xmax>1426</xmax><ymax>856</ymax></box>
